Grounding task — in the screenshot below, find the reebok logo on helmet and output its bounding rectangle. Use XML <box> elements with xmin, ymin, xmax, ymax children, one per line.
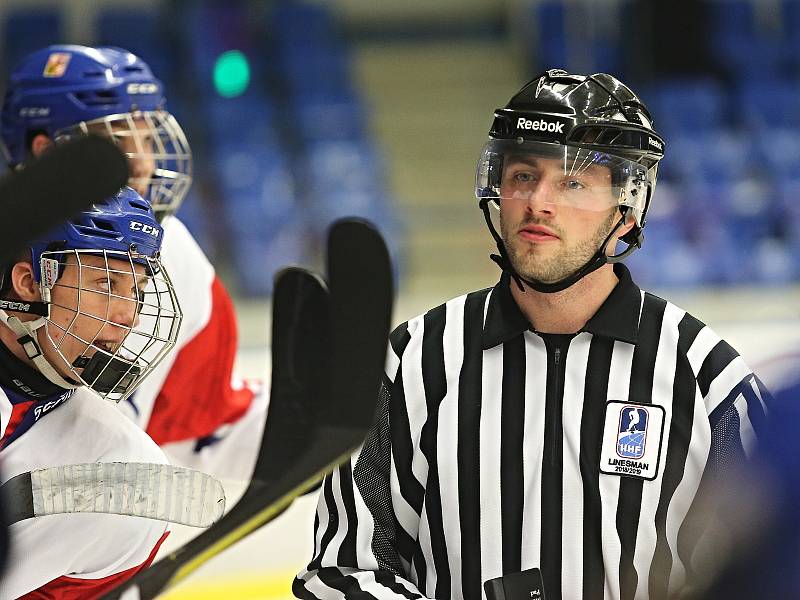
<box><xmin>648</xmin><ymin>137</ymin><xmax>663</xmax><ymax>151</ymax></box>
<box><xmin>516</xmin><ymin>118</ymin><xmax>564</xmax><ymax>133</ymax></box>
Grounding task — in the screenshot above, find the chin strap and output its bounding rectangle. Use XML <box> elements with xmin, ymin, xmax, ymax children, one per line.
<box><xmin>479</xmin><ymin>199</ymin><xmax>641</xmax><ymax>294</ymax></box>
<box><xmin>0</xmin><ymin>308</ymin><xmax>79</xmax><ymax>390</ymax></box>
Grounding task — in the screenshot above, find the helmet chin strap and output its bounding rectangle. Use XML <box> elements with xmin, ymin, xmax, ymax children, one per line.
<box><xmin>479</xmin><ymin>199</ymin><xmax>640</xmax><ymax>294</ymax></box>
<box><xmin>0</xmin><ymin>309</ymin><xmax>79</xmax><ymax>390</ymax></box>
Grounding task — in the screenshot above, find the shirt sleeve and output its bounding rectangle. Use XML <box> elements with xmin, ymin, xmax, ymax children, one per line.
<box><xmin>678</xmin><ymin>332</ymin><xmax>772</xmax><ymax>589</ymax></box>
<box><xmin>695</xmin><ymin>336</ymin><xmax>770</xmax><ymax>471</ymax></box>
<box><xmin>293</xmin><ymin>324</ymin><xmax>430</xmax><ymax>600</ymax></box>
<box><xmin>1</xmin><ymin>513</ymin><xmax>168</xmax><ymax>599</ymax></box>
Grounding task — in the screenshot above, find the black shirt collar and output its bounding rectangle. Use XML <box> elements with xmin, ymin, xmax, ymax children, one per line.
<box><xmin>0</xmin><ymin>338</ymin><xmax>69</xmax><ymax>400</ymax></box>
<box><xmin>481</xmin><ymin>263</ymin><xmax>642</xmax><ymax>350</ymax></box>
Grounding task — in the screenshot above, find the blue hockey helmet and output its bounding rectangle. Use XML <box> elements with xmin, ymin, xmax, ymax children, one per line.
<box><xmin>0</xmin><ymin>45</ymin><xmax>192</xmax><ymax>218</ymax></box>
<box><xmin>29</xmin><ymin>186</ymin><xmax>165</xmax><ymax>282</ymax></box>
<box><xmin>0</xmin><ymin>187</ymin><xmax>182</xmax><ymax>402</ymax></box>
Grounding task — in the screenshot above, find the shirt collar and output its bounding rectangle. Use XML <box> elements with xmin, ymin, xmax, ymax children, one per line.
<box><xmin>0</xmin><ymin>338</ymin><xmax>70</xmax><ymax>401</ymax></box>
<box><xmin>481</xmin><ymin>263</ymin><xmax>642</xmax><ymax>350</ymax></box>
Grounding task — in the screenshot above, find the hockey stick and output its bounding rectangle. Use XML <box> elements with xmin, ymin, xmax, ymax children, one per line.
<box><xmin>0</xmin><ymin>135</ymin><xmax>128</xmax><ymax>262</ymax></box>
<box><xmin>0</xmin><ymin>463</ymin><xmax>225</xmax><ymax>528</ymax></box>
<box><xmin>103</xmin><ymin>218</ymin><xmax>393</xmax><ymax>599</ymax></box>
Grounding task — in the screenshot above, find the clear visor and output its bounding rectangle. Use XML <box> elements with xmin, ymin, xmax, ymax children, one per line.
<box><xmin>56</xmin><ymin>110</ymin><xmax>193</xmax><ymax>217</ymax></box>
<box><xmin>39</xmin><ymin>249</ymin><xmax>182</xmax><ymax>402</ymax></box>
<box><xmin>476</xmin><ymin>139</ymin><xmax>652</xmax><ymax>220</ymax></box>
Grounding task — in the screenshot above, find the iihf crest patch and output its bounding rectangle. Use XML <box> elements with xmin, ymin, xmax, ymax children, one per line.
<box><xmin>600</xmin><ymin>401</ymin><xmax>665</xmax><ymax>481</ymax></box>
<box><xmin>43</xmin><ymin>52</ymin><xmax>71</xmax><ymax>78</ymax></box>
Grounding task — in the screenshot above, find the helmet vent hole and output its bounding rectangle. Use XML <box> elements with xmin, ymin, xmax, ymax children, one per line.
<box><xmin>72</xmin><ymin>219</ymin><xmax>120</xmax><ymax>240</ymax></box>
<box><xmin>129</xmin><ymin>198</ymin><xmax>150</xmax><ymax>211</ymax></box>
<box><xmin>74</xmin><ymin>90</ymin><xmax>119</xmax><ymax>106</ymax></box>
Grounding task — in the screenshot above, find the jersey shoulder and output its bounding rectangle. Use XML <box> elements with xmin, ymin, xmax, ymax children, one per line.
<box><xmin>2</xmin><ymin>388</ymin><xmax>167</xmax><ymax>479</ymax></box>
<box><xmin>160</xmin><ymin>215</ymin><xmax>215</xmax><ymax>291</ymax></box>
<box><xmin>0</xmin><ymin>390</ymin><xmax>169</xmax><ymax>596</ymax></box>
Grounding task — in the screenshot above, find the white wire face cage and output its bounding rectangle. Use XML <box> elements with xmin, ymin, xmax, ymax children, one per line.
<box><xmin>38</xmin><ymin>248</ymin><xmax>182</xmax><ymax>402</ymax></box>
<box><xmin>56</xmin><ymin>110</ymin><xmax>193</xmax><ymax>218</ymax></box>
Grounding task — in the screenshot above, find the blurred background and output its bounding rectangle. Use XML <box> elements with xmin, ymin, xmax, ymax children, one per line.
<box><xmin>1</xmin><ymin>0</ymin><xmax>799</xmax><ymax>598</ymax></box>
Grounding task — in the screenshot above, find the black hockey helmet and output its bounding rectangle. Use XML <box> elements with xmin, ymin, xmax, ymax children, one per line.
<box><xmin>476</xmin><ymin>69</ymin><xmax>666</xmax><ymax>293</ymax></box>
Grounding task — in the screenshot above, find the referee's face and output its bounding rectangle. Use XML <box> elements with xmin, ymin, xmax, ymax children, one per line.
<box><xmin>498</xmin><ymin>156</ymin><xmax>619</xmax><ymax>285</ymax></box>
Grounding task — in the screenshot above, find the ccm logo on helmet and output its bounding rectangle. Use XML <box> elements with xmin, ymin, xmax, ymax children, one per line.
<box><xmin>130</xmin><ymin>222</ymin><xmax>160</xmax><ymax>237</ymax></box>
<box><xmin>0</xmin><ymin>300</ymin><xmax>31</xmax><ymax>312</ymax></box>
<box><xmin>516</xmin><ymin>118</ymin><xmax>564</xmax><ymax>133</ymax></box>
<box><xmin>19</xmin><ymin>107</ymin><xmax>50</xmax><ymax>118</ymax></box>
<box><xmin>126</xmin><ymin>83</ymin><xmax>159</xmax><ymax>95</ymax></box>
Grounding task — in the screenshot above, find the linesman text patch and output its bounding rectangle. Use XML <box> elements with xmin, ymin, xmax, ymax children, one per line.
<box><xmin>600</xmin><ymin>400</ymin><xmax>665</xmax><ymax>481</ymax></box>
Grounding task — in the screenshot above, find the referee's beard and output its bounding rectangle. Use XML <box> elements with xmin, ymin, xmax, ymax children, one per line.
<box><xmin>500</xmin><ymin>208</ymin><xmax>618</xmax><ymax>285</ymax></box>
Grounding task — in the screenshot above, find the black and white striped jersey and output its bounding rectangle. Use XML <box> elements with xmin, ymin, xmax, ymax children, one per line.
<box><xmin>294</xmin><ymin>264</ymin><xmax>768</xmax><ymax>600</ymax></box>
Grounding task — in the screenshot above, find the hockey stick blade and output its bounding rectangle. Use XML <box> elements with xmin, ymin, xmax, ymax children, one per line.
<box><xmin>0</xmin><ymin>136</ymin><xmax>128</xmax><ymax>262</ymax></box>
<box><xmin>0</xmin><ymin>463</ymin><xmax>225</xmax><ymax>528</ymax></box>
<box><xmin>104</xmin><ymin>268</ymin><xmax>334</xmax><ymax>598</ymax></box>
<box><xmin>103</xmin><ymin>221</ymin><xmax>393</xmax><ymax>599</ymax></box>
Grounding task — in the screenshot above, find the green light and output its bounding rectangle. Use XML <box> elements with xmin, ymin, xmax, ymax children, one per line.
<box><xmin>213</xmin><ymin>50</ymin><xmax>251</xmax><ymax>98</ymax></box>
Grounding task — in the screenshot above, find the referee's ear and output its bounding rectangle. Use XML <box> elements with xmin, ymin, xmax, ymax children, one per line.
<box><xmin>617</xmin><ymin>209</ymin><xmax>636</xmax><ymax>238</ymax></box>
<box><xmin>607</xmin><ymin>209</ymin><xmax>637</xmax><ymax>255</ymax></box>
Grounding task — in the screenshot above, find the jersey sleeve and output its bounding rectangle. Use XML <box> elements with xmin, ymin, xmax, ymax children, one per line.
<box><xmin>1</xmin><ymin>511</ymin><xmax>168</xmax><ymax>599</ymax></box>
<box><xmin>676</xmin><ymin>328</ymin><xmax>772</xmax><ymax>588</ymax></box>
<box><xmin>145</xmin><ymin>275</ymin><xmax>255</xmax><ymax>445</ymax></box>
<box><xmin>13</xmin><ymin>530</ymin><xmax>168</xmax><ymax>600</ymax></box>
<box><xmin>688</xmin><ymin>330</ymin><xmax>770</xmax><ymax>469</ymax></box>
<box><xmin>294</xmin><ymin>323</ymin><xmax>430</xmax><ymax>600</ymax></box>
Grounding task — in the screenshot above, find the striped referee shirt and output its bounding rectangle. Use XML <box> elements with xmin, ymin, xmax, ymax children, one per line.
<box><xmin>294</xmin><ymin>264</ymin><xmax>768</xmax><ymax>600</ymax></box>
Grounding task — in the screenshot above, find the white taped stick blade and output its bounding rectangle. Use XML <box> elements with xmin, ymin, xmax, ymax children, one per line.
<box><xmin>29</xmin><ymin>462</ymin><xmax>225</xmax><ymax>527</ymax></box>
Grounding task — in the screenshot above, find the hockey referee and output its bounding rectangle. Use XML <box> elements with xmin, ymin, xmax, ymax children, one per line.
<box><xmin>293</xmin><ymin>70</ymin><xmax>769</xmax><ymax>600</ymax></box>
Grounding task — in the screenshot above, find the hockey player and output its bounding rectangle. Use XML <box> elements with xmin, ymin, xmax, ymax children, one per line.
<box><xmin>0</xmin><ymin>187</ymin><xmax>181</xmax><ymax>598</ymax></box>
<box><xmin>0</xmin><ymin>45</ymin><xmax>267</xmax><ymax>482</ymax></box>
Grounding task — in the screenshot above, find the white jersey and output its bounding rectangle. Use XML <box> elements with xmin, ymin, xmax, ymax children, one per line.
<box><xmin>0</xmin><ymin>386</ymin><xmax>169</xmax><ymax>598</ymax></box>
<box><xmin>117</xmin><ymin>216</ymin><xmax>267</xmax><ymax>484</ymax></box>
<box><xmin>119</xmin><ymin>215</ymin><xmax>215</xmax><ymax>430</ymax></box>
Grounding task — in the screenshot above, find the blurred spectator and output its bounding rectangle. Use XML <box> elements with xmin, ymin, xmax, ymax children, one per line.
<box><xmin>697</xmin><ymin>360</ymin><xmax>799</xmax><ymax>599</ymax></box>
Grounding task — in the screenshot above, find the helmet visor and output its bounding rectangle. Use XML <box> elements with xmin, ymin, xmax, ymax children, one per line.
<box><xmin>56</xmin><ymin>110</ymin><xmax>192</xmax><ymax>218</ymax></box>
<box><xmin>476</xmin><ymin>139</ymin><xmax>651</xmax><ymax>216</ymax></box>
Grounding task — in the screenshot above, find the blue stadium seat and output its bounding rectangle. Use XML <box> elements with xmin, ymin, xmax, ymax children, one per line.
<box><xmin>775</xmin><ymin>178</ymin><xmax>800</xmax><ymax>238</ymax></box>
<box><xmin>229</xmin><ymin>219</ymin><xmax>308</xmax><ymax>296</ymax></box>
<box><xmin>666</xmin><ymin>131</ymin><xmax>751</xmax><ymax>183</ymax></box>
<box><xmin>282</xmin><ymin>53</ymin><xmax>354</xmax><ymax>99</ymax></box>
<box><xmin>528</xmin><ymin>1</ymin><xmax>622</xmax><ymax>74</ymax></box>
<box><xmin>95</xmin><ymin>9</ymin><xmax>173</xmax><ymax>81</ymax></box>
<box><xmin>3</xmin><ymin>9</ymin><xmax>63</xmax><ymax>72</ymax></box>
<box><xmin>645</xmin><ymin>79</ymin><xmax>728</xmax><ymax>135</ymax></box>
<box><xmin>205</xmin><ymin>95</ymin><xmax>279</xmax><ymax>147</ymax></box>
<box><xmin>708</xmin><ymin>0</ymin><xmax>785</xmax><ymax>78</ymax></box>
<box><xmin>271</xmin><ymin>3</ymin><xmax>338</xmax><ymax>47</ymax></box>
<box><xmin>737</xmin><ymin>78</ymin><xmax>800</xmax><ymax>128</ymax></box>
<box><xmin>294</xmin><ymin>97</ymin><xmax>366</xmax><ymax>143</ymax></box>
<box><xmin>302</xmin><ymin>140</ymin><xmax>384</xmax><ymax>198</ymax></box>
<box><xmin>754</xmin><ymin>128</ymin><xmax>800</xmax><ymax>178</ymax></box>
<box><xmin>751</xmin><ymin>238</ymin><xmax>796</xmax><ymax>284</ymax></box>
<box><xmin>214</xmin><ymin>145</ymin><xmax>296</xmax><ymax>229</ymax></box>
